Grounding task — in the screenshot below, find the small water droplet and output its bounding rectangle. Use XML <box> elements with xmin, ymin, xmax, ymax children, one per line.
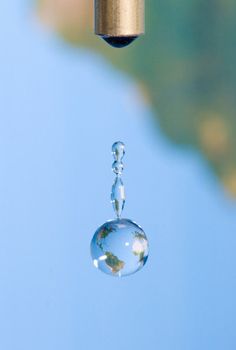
<box><xmin>112</xmin><ymin>142</ymin><xmax>125</xmax><ymax>162</ymax></box>
<box><xmin>112</xmin><ymin>161</ymin><xmax>124</xmax><ymax>175</ymax></box>
<box><xmin>111</xmin><ymin>177</ymin><xmax>125</xmax><ymax>218</ymax></box>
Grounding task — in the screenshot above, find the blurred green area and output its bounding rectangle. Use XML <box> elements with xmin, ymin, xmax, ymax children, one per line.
<box><xmin>38</xmin><ymin>0</ymin><xmax>236</xmax><ymax>196</ymax></box>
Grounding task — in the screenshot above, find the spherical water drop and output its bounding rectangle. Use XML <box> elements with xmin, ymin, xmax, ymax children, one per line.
<box><xmin>90</xmin><ymin>218</ymin><xmax>149</xmax><ymax>277</ymax></box>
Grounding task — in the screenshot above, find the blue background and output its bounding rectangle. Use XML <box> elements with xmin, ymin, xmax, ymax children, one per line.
<box><xmin>0</xmin><ymin>2</ymin><xmax>236</xmax><ymax>350</ymax></box>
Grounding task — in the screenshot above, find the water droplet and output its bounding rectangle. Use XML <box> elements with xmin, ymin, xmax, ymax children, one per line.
<box><xmin>112</xmin><ymin>161</ymin><xmax>124</xmax><ymax>175</ymax></box>
<box><xmin>90</xmin><ymin>219</ymin><xmax>149</xmax><ymax>277</ymax></box>
<box><xmin>111</xmin><ymin>177</ymin><xmax>125</xmax><ymax>218</ymax></box>
<box><xmin>112</xmin><ymin>141</ymin><xmax>125</xmax><ymax>162</ymax></box>
<box><xmin>91</xmin><ymin>141</ymin><xmax>149</xmax><ymax>278</ymax></box>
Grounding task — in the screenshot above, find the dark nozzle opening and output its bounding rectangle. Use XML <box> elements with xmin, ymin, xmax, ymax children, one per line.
<box><xmin>102</xmin><ymin>36</ymin><xmax>138</xmax><ymax>48</ymax></box>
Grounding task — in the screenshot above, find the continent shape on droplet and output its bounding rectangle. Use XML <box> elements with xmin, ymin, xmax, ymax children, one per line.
<box><xmin>90</xmin><ymin>218</ymin><xmax>149</xmax><ymax>277</ymax></box>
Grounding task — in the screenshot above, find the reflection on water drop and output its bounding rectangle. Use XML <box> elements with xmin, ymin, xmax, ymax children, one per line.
<box><xmin>90</xmin><ymin>218</ymin><xmax>149</xmax><ymax>277</ymax></box>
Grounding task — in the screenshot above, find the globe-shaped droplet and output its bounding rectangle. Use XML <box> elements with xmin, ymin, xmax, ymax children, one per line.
<box><xmin>90</xmin><ymin>218</ymin><xmax>149</xmax><ymax>277</ymax></box>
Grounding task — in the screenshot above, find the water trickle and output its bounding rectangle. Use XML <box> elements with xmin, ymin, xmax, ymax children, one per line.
<box><xmin>111</xmin><ymin>142</ymin><xmax>126</xmax><ymax>218</ymax></box>
<box><xmin>90</xmin><ymin>141</ymin><xmax>149</xmax><ymax>277</ymax></box>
